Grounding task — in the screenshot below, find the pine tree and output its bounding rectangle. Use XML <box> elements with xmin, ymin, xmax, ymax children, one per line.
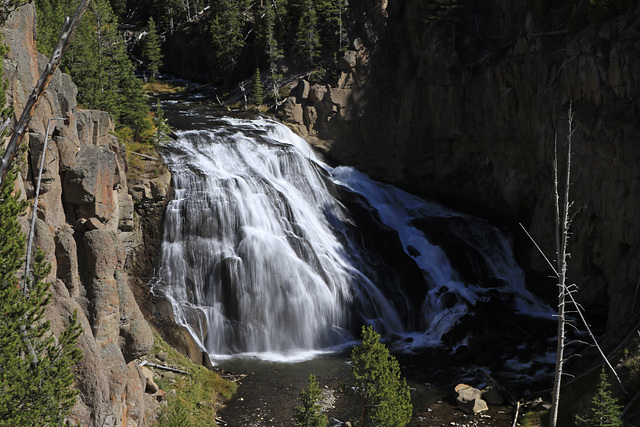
<box><xmin>350</xmin><ymin>326</ymin><xmax>412</xmax><ymax>427</ymax></box>
<box><xmin>575</xmin><ymin>367</ymin><xmax>623</xmax><ymax>427</ymax></box>
<box><xmin>253</xmin><ymin>67</ymin><xmax>264</xmax><ymax>105</ymax></box>
<box><xmin>294</xmin><ymin>374</ymin><xmax>328</xmax><ymax>427</ymax></box>
<box><xmin>142</xmin><ymin>16</ymin><xmax>163</xmax><ymax>80</ymax></box>
<box><xmin>33</xmin><ymin>0</ymin><xmax>66</xmax><ymax>55</ymax></box>
<box><xmin>295</xmin><ymin>0</ymin><xmax>321</xmax><ymax>66</ymax></box>
<box><xmin>209</xmin><ymin>0</ymin><xmax>247</xmax><ymax>74</ymax></box>
<box><xmin>0</xmin><ymin>167</ymin><xmax>83</xmax><ymax>426</ymax></box>
<box><xmin>54</xmin><ymin>0</ymin><xmax>151</xmax><ymax>138</ymax></box>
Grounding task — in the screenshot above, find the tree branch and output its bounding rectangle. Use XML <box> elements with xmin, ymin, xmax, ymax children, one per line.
<box><xmin>0</xmin><ymin>0</ymin><xmax>92</xmax><ymax>185</ymax></box>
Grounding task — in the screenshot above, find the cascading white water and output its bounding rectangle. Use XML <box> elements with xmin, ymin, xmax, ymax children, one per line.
<box><xmin>155</xmin><ymin>115</ymin><xmax>551</xmax><ymax>358</ymax></box>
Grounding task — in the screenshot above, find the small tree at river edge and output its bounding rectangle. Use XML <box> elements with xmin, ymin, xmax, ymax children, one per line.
<box><xmin>294</xmin><ymin>374</ymin><xmax>328</xmax><ymax>427</ymax></box>
<box><xmin>350</xmin><ymin>325</ymin><xmax>412</xmax><ymax>427</ymax></box>
<box><xmin>575</xmin><ymin>367</ymin><xmax>623</xmax><ymax>427</ymax></box>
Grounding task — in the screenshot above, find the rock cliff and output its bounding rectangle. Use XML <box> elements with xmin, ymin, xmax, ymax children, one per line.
<box><xmin>3</xmin><ymin>5</ymin><xmax>159</xmax><ymax>425</ymax></box>
<box><xmin>278</xmin><ymin>0</ymin><xmax>640</xmax><ymax>338</ymax></box>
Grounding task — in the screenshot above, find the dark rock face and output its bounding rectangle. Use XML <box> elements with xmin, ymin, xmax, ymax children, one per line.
<box><xmin>278</xmin><ymin>0</ymin><xmax>640</xmax><ymax>336</ymax></box>
<box><xmin>4</xmin><ymin>5</ymin><xmax>155</xmax><ymax>425</ymax></box>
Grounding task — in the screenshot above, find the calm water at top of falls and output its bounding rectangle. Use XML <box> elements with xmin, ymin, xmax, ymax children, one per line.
<box><xmin>153</xmin><ymin>100</ymin><xmax>553</xmax><ymax>366</ymax></box>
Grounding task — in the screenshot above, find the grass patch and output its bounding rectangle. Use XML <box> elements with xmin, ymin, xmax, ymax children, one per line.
<box><xmin>520</xmin><ymin>410</ymin><xmax>548</xmax><ymax>427</ymax></box>
<box><xmin>115</xmin><ymin>124</ymin><xmax>165</xmax><ymax>182</ymax></box>
<box><xmin>144</xmin><ymin>80</ymin><xmax>185</xmax><ymax>94</ymax></box>
<box><xmin>150</xmin><ymin>334</ymin><xmax>236</xmax><ymax>427</ymax></box>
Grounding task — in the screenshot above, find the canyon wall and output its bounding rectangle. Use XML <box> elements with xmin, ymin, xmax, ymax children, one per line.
<box><xmin>278</xmin><ymin>0</ymin><xmax>640</xmax><ymax>337</ymax></box>
<box><xmin>2</xmin><ymin>5</ymin><xmax>169</xmax><ymax>425</ymax></box>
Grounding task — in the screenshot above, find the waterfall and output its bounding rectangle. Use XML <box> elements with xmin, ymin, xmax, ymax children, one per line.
<box><xmin>155</xmin><ymin>115</ymin><xmax>551</xmax><ymax>358</ymax></box>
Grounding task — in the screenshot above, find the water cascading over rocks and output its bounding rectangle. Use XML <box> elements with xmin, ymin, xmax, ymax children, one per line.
<box><xmin>155</xmin><ymin>115</ymin><xmax>550</xmax><ymax>358</ymax></box>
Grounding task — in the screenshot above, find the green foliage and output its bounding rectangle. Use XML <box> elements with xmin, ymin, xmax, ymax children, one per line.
<box><xmin>0</xmin><ymin>34</ymin><xmax>11</xmax><ymax>120</ymax></box>
<box><xmin>152</xmin><ymin>98</ymin><xmax>172</xmax><ymax>146</ymax></box>
<box><xmin>294</xmin><ymin>374</ymin><xmax>328</xmax><ymax>427</ymax></box>
<box><xmin>0</xmin><ymin>0</ymin><xmax>28</xmax><ymax>27</ymax></box>
<box><xmin>33</xmin><ymin>0</ymin><xmax>66</xmax><ymax>56</ymax></box>
<box><xmin>295</xmin><ymin>0</ymin><xmax>321</xmax><ymax>66</ymax></box>
<box><xmin>419</xmin><ymin>0</ymin><xmax>463</xmax><ymax>27</ymax></box>
<box><xmin>350</xmin><ymin>326</ymin><xmax>412</xmax><ymax>427</ymax></box>
<box><xmin>151</xmin><ymin>334</ymin><xmax>236</xmax><ymax>427</ymax></box>
<box><xmin>307</xmin><ymin>67</ymin><xmax>326</xmax><ymax>84</ymax></box>
<box><xmin>0</xmin><ymin>167</ymin><xmax>83</xmax><ymax>426</ymax></box>
<box><xmin>142</xmin><ymin>17</ymin><xmax>163</xmax><ymax>80</ymax></box>
<box><xmin>568</xmin><ymin>0</ymin><xmax>634</xmax><ymax>36</ymax></box>
<box><xmin>35</xmin><ymin>0</ymin><xmax>151</xmax><ymax>139</ymax></box>
<box><xmin>108</xmin><ymin>0</ymin><xmax>127</xmax><ymax>18</ymax></box>
<box><xmin>575</xmin><ymin>367</ymin><xmax>623</xmax><ymax>427</ymax></box>
<box><xmin>209</xmin><ymin>0</ymin><xmax>248</xmax><ymax>74</ymax></box>
<box><xmin>253</xmin><ymin>68</ymin><xmax>264</xmax><ymax>105</ymax></box>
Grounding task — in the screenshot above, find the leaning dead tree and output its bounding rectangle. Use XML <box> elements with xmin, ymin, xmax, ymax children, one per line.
<box><xmin>521</xmin><ymin>104</ymin><xmax>628</xmax><ymax>427</ymax></box>
<box><xmin>0</xmin><ymin>0</ymin><xmax>92</xmax><ymax>186</ymax></box>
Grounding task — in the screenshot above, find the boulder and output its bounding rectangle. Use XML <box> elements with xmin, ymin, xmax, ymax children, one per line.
<box><xmin>76</xmin><ymin>109</ymin><xmax>114</xmax><ymax>146</ymax></box>
<box><xmin>281</xmin><ymin>97</ymin><xmax>304</xmax><ymax>126</ymax></box>
<box><xmin>337</xmin><ymin>51</ymin><xmax>357</xmax><ymax>71</ymax></box>
<box><xmin>308</xmin><ymin>85</ymin><xmax>327</xmax><ymax>104</ymax></box>
<box><xmin>298</xmin><ymin>79</ymin><xmax>311</xmax><ymax>100</ymax></box>
<box><xmin>455</xmin><ymin>383</ymin><xmax>488</xmax><ymax>414</ymax></box>
<box><xmin>140</xmin><ymin>366</ymin><xmax>159</xmax><ymax>393</ymax></box>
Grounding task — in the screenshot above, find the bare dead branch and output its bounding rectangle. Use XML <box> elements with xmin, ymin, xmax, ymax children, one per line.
<box><xmin>0</xmin><ymin>0</ymin><xmax>92</xmax><ymax>185</ymax></box>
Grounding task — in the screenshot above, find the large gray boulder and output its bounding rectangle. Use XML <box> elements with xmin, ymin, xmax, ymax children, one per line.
<box><xmin>455</xmin><ymin>383</ymin><xmax>489</xmax><ymax>414</ymax></box>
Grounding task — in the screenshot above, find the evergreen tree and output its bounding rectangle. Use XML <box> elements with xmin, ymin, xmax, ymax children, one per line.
<box><xmin>42</xmin><ymin>0</ymin><xmax>151</xmax><ymax>138</ymax></box>
<box><xmin>294</xmin><ymin>374</ymin><xmax>328</xmax><ymax>427</ymax></box>
<box><xmin>108</xmin><ymin>0</ymin><xmax>127</xmax><ymax>18</ymax></box>
<box><xmin>575</xmin><ymin>367</ymin><xmax>623</xmax><ymax>427</ymax></box>
<box><xmin>142</xmin><ymin>16</ymin><xmax>163</xmax><ymax>80</ymax></box>
<box><xmin>295</xmin><ymin>0</ymin><xmax>320</xmax><ymax>66</ymax></box>
<box><xmin>0</xmin><ymin>167</ymin><xmax>83</xmax><ymax>426</ymax></box>
<box><xmin>315</xmin><ymin>0</ymin><xmax>347</xmax><ymax>53</ymax></box>
<box><xmin>209</xmin><ymin>0</ymin><xmax>247</xmax><ymax>74</ymax></box>
<box><xmin>253</xmin><ymin>67</ymin><xmax>264</xmax><ymax>105</ymax></box>
<box><xmin>261</xmin><ymin>1</ymin><xmax>283</xmax><ymax>98</ymax></box>
<box><xmin>33</xmin><ymin>0</ymin><xmax>66</xmax><ymax>55</ymax></box>
<box><xmin>350</xmin><ymin>326</ymin><xmax>412</xmax><ymax>427</ymax></box>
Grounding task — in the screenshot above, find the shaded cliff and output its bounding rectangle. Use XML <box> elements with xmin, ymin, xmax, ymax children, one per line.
<box><xmin>277</xmin><ymin>0</ymin><xmax>640</xmax><ymax>338</ymax></box>
<box><xmin>2</xmin><ymin>5</ymin><xmax>163</xmax><ymax>425</ymax></box>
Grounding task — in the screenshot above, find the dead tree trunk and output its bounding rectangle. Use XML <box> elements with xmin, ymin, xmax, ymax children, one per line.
<box><xmin>0</xmin><ymin>0</ymin><xmax>92</xmax><ymax>186</ymax></box>
<box><xmin>549</xmin><ymin>105</ymin><xmax>573</xmax><ymax>427</ymax></box>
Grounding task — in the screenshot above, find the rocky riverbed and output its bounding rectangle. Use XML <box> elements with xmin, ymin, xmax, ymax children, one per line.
<box><xmin>215</xmin><ymin>352</ymin><xmax>523</xmax><ymax>426</ymax></box>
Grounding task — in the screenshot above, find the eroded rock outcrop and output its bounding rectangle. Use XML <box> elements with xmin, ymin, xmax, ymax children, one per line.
<box><xmin>3</xmin><ymin>4</ymin><xmax>154</xmax><ymax>425</ymax></box>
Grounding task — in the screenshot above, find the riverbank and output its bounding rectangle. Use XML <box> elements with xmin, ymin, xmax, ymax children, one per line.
<box><xmin>215</xmin><ymin>353</ymin><xmax>517</xmax><ymax>426</ymax></box>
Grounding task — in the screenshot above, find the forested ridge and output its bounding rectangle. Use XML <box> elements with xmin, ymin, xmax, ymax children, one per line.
<box><xmin>34</xmin><ymin>0</ymin><xmax>350</xmax><ymax>121</ymax></box>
